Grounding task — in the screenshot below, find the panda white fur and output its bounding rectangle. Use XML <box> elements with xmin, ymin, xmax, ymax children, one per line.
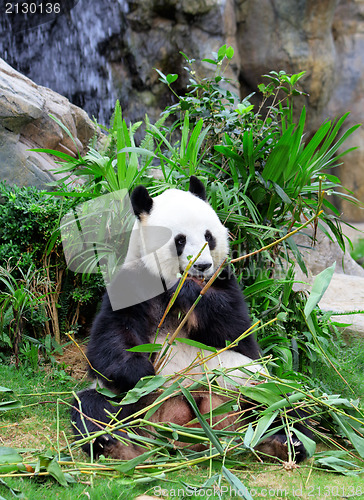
<box><xmin>71</xmin><ymin>176</ymin><xmax>312</xmax><ymax>462</ymax></box>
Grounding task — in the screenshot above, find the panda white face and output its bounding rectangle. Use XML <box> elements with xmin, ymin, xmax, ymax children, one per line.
<box><xmin>128</xmin><ymin>178</ymin><xmax>229</xmax><ymax>287</ymax></box>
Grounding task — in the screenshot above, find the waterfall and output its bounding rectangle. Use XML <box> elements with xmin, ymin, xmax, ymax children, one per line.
<box><xmin>0</xmin><ymin>0</ymin><xmax>129</xmax><ymax>125</ymax></box>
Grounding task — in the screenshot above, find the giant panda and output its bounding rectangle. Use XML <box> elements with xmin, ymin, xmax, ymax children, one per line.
<box><xmin>71</xmin><ymin>176</ymin><xmax>312</xmax><ymax>462</ymax></box>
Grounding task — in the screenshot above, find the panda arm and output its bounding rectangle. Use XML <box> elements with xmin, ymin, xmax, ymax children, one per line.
<box><xmin>87</xmin><ymin>297</ymin><xmax>155</xmax><ymax>393</ymax></box>
<box><xmin>175</xmin><ymin>268</ymin><xmax>261</xmax><ymax>360</ymax></box>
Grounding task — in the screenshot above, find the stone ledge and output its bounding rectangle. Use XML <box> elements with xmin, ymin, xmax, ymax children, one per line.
<box><xmin>319</xmin><ymin>273</ymin><xmax>364</xmax><ymax>337</ymax></box>
<box><xmin>0</xmin><ymin>58</ymin><xmax>99</xmax><ymax>190</ymax></box>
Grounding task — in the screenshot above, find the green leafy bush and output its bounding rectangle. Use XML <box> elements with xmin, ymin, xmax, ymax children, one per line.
<box><xmin>0</xmin><ymin>183</ymin><xmax>104</xmax><ymax>358</ymax></box>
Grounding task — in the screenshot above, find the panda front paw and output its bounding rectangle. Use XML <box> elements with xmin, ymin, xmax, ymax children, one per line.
<box><xmin>96</xmin><ymin>433</ymin><xmax>146</xmax><ymax>459</ymax></box>
<box><xmin>113</xmin><ymin>355</ymin><xmax>155</xmax><ymax>393</ymax></box>
<box><xmin>255</xmin><ymin>433</ymin><xmax>307</xmax><ymax>463</ymax></box>
<box><xmin>172</xmin><ymin>278</ymin><xmax>202</xmax><ymax>311</ymax></box>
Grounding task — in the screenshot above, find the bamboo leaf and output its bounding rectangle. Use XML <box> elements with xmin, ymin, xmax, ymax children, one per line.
<box><xmin>315</xmin><ymin>453</ymin><xmax>363</xmax><ymax>476</ymax></box>
<box><xmin>239</xmin><ymin>386</ymin><xmax>280</xmax><ymax>406</ymax></box>
<box><xmin>331</xmin><ymin>412</ymin><xmax>364</xmax><ymax>458</ymax></box>
<box><xmin>144</xmin><ymin>381</ymin><xmax>181</xmax><ymax>420</ymax></box>
<box><xmin>113</xmin><ymin>448</ymin><xmax>159</xmax><ymax>474</ymax></box>
<box><xmin>262</xmin><ymin>392</ymin><xmax>306</xmax><ymax>413</ymax></box>
<box><xmin>251</xmin><ymin>411</ymin><xmax>278</xmax><ymax>447</ymax></box>
<box><xmin>0</xmin><ymin>447</ymin><xmax>22</xmax><ymax>464</ymax></box>
<box><xmin>244</xmin><ymin>423</ymin><xmax>254</xmax><ymax>448</ymax></box>
<box><xmin>46</xmin><ymin>457</ymin><xmax>69</xmax><ymax>487</ymax></box>
<box><xmin>222</xmin><ymin>466</ymin><xmax>254</xmax><ymax>500</ymax></box>
<box><xmin>180</xmin><ymin>386</ymin><xmax>224</xmax><ymax>454</ymax></box>
<box><xmin>121</xmin><ymin>375</ymin><xmax>167</xmax><ymax>405</ymax></box>
<box><xmin>294</xmin><ymin>428</ymin><xmax>316</xmax><ymax>458</ymax></box>
<box><xmin>304</xmin><ymin>263</ymin><xmax>336</xmax><ymax>318</ymax></box>
<box><xmin>174</xmin><ymin>337</ymin><xmax>217</xmax><ymax>352</ymax></box>
<box><xmin>0</xmin><ymin>387</ymin><xmax>13</xmax><ymax>393</ymax></box>
<box><xmin>0</xmin><ymin>400</ymin><xmax>22</xmax><ymax>411</ymax></box>
<box><xmin>126</xmin><ymin>343</ymin><xmax>162</xmax><ymax>353</ymax></box>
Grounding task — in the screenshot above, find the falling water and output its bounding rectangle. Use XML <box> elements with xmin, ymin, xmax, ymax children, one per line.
<box><xmin>0</xmin><ymin>0</ymin><xmax>129</xmax><ymax>124</ymax></box>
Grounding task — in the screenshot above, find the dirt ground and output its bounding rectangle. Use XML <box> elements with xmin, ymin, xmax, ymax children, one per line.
<box><xmin>55</xmin><ymin>341</ymin><xmax>88</xmax><ymax>381</ymax></box>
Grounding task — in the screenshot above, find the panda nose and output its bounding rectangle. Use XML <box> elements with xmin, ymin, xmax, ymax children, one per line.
<box><xmin>193</xmin><ymin>263</ymin><xmax>212</xmax><ymax>273</ymax></box>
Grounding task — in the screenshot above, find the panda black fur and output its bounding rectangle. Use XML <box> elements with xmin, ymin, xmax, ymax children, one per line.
<box><xmin>71</xmin><ymin>177</ymin><xmax>312</xmax><ymax>462</ymax></box>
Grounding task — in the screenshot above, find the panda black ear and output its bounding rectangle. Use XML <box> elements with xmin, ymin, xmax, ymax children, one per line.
<box><xmin>189</xmin><ymin>176</ymin><xmax>206</xmax><ymax>201</ymax></box>
<box><xmin>131</xmin><ymin>185</ymin><xmax>153</xmax><ymax>219</ymax></box>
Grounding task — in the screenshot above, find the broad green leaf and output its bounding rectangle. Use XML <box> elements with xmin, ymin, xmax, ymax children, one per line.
<box><xmin>217</xmin><ymin>45</ymin><xmax>227</xmax><ymax>61</ymax></box>
<box><xmin>222</xmin><ymin>466</ymin><xmax>254</xmax><ymax>500</ymax></box>
<box><xmin>0</xmin><ymin>447</ymin><xmax>22</xmax><ymax>464</ymax></box>
<box><xmin>126</xmin><ymin>343</ymin><xmax>162</xmax><ymax>353</ymax></box>
<box><xmin>202</xmin><ymin>58</ymin><xmax>217</xmax><ymax>65</ymax></box>
<box><xmin>180</xmin><ymin>386</ymin><xmax>224</xmax><ymax>454</ymax></box>
<box><xmin>121</xmin><ymin>375</ymin><xmax>166</xmax><ymax>405</ymax></box>
<box><xmin>114</xmin><ymin>448</ymin><xmax>159</xmax><ymax>474</ymax></box>
<box><xmin>166</xmin><ymin>73</ymin><xmax>178</xmax><ymax>84</ymax></box>
<box><xmin>175</xmin><ymin>337</ymin><xmax>217</xmax><ymax>352</ymax></box>
<box><xmin>294</xmin><ymin>428</ymin><xmax>316</xmax><ymax>458</ymax></box>
<box><xmin>226</xmin><ymin>46</ymin><xmax>234</xmax><ymax>59</ymax></box>
<box><xmin>304</xmin><ymin>263</ymin><xmax>336</xmax><ymax>318</ymax></box>
<box><xmin>0</xmin><ymin>447</ymin><xmax>23</xmax><ymax>473</ymax></box>
<box><xmin>331</xmin><ymin>412</ymin><xmax>364</xmax><ymax>458</ymax></box>
<box><xmin>251</xmin><ymin>411</ymin><xmax>278</xmax><ymax>447</ymax></box>
<box><xmin>47</xmin><ymin>457</ymin><xmax>68</xmax><ymax>487</ymax></box>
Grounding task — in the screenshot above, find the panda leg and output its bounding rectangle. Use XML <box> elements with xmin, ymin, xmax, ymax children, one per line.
<box><xmin>254</xmin><ymin>407</ymin><xmax>313</xmax><ymax>464</ymax></box>
<box><xmin>71</xmin><ymin>388</ymin><xmax>145</xmax><ymax>459</ymax></box>
<box><xmin>71</xmin><ymin>391</ymin><xmax>312</xmax><ymax>462</ymax></box>
<box><xmin>195</xmin><ymin>396</ymin><xmax>312</xmax><ymax>463</ymax></box>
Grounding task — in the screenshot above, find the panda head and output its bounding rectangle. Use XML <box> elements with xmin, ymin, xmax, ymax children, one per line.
<box><xmin>128</xmin><ymin>176</ymin><xmax>229</xmax><ymax>287</ymax></box>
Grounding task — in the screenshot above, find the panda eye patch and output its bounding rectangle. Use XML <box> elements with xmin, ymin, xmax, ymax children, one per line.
<box><xmin>174</xmin><ymin>234</ymin><xmax>187</xmax><ymax>256</ymax></box>
<box><xmin>205</xmin><ymin>230</ymin><xmax>216</xmax><ymax>250</ymax></box>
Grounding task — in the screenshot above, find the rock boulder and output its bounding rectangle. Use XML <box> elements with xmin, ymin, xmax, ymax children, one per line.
<box><xmin>0</xmin><ymin>59</ymin><xmax>97</xmax><ymax>189</ymax></box>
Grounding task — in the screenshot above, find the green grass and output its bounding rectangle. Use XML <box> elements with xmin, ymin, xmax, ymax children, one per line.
<box><xmin>313</xmin><ymin>337</ymin><xmax>364</xmax><ymax>400</ymax></box>
<box><xmin>2</xmin><ymin>466</ymin><xmax>364</xmax><ymax>500</ymax></box>
<box><xmin>1</xmin><ymin>354</ymin><xmax>364</xmax><ymax>500</ymax></box>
